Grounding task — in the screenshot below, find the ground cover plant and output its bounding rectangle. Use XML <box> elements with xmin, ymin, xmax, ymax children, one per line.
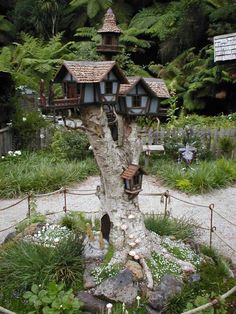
<box><xmin>0</xmin><ymin>151</ymin><xmax>98</xmax><ymax>198</ymax></box>
<box><xmin>146</xmin><ymin>157</ymin><xmax>236</xmax><ymax>194</ymax></box>
<box><xmin>0</xmin><ymin>229</ymin><xmax>84</xmax><ymax>313</ymax></box>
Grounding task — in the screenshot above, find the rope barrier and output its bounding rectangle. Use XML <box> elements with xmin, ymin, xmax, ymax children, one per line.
<box><xmin>213</xmin><ymin>209</ymin><xmax>236</xmax><ymax>228</ymax></box>
<box><xmin>169</xmin><ymin>194</ymin><xmax>209</xmax><ymax>208</ymax></box>
<box><xmin>140</xmin><ymin>193</ymin><xmax>164</xmax><ymax>196</ymax></box>
<box><xmin>0</xmin><ymin>196</ymin><xmax>28</xmax><ymax>212</ymax></box>
<box><xmin>34</xmin><ymin>188</ymin><xmax>64</xmax><ymax>198</ymax></box>
<box><xmin>45</xmin><ymin>210</ymin><xmax>65</xmax><ymax>216</ymax></box>
<box><xmin>67</xmin><ymin>188</ymin><xmax>96</xmax><ymax>192</ymax></box>
<box><xmin>0</xmin><ymin>217</ymin><xmax>28</xmax><ymax>233</ymax></box>
<box><xmin>214</xmin><ymin>232</ymin><xmax>236</xmax><ymax>254</ymax></box>
<box><xmin>66</xmin><ymin>192</ymin><xmax>96</xmax><ymax>196</ymax></box>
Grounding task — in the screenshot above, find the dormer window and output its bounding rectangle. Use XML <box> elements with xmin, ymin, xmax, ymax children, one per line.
<box><xmin>133</xmin><ymin>95</ymin><xmax>141</xmax><ymax>107</ymax></box>
<box><xmin>105</xmin><ymin>81</ymin><xmax>113</xmax><ymax>94</ymax></box>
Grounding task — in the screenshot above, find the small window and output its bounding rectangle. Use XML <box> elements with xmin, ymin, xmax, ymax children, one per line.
<box><xmin>105</xmin><ymin>81</ymin><xmax>113</xmax><ymax>94</ymax></box>
<box><xmin>133</xmin><ymin>174</ymin><xmax>140</xmax><ymax>186</ymax></box>
<box><xmin>133</xmin><ymin>95</ymin><xmax>141</xmax><ymax>107</ymax></box>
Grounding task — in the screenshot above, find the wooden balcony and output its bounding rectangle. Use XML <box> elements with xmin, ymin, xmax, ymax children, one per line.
<box><xmin>97</xmin><ymin>44</ymin><xmax>122</xmax><ymax>53</ymax></box>
<box><xmin>39</xmin><ymin>97</ymin><xmax>80</xmax><ymax>110</ymax></box>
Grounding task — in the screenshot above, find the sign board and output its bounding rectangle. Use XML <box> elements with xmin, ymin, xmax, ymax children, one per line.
<box><xmin>214</xmin><ymin>32</ymin><xmax>236</xmax><ymax>62</ymax></box>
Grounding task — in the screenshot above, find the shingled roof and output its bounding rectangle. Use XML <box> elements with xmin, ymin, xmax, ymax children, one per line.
<box><xmin>121</xmin><ymin>164</ymin><xmax>145</xmax><ymax>180</ymax></box>
<box><xmin>54</xmin><ymin>61</ymin><xmax>128</xmax><ymax>83</ymax></box>
<box><xmin>144</xmin><ymin>78</ymin><xmax>170</xmax><ymax>98</ymax></box>
<box><xmin>98</xmin><ymin>8</ymin><xmax>121</xmax><ymax>34</ymax></box>
<box><xmin>120</xmin><ymin>77</ymin><xmax>170</xmax><ymax>98</ymax></box>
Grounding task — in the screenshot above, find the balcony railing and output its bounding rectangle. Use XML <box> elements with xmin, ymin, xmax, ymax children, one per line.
<box><xmin>39</xmin><ymin>97</ymin><xmax>80</xmax><ymax>110</ymax></box>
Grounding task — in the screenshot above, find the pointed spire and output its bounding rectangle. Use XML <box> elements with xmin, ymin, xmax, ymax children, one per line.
<box><xmin>98</xmin><ymin>8</ymin><xmax>121</xmax><ymax>34</ymax></box>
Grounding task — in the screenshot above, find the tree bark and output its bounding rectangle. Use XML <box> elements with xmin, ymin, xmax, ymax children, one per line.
<box><xmin>80</xmin><ymin>105</ymin><xmax>196</xmax><ymax>272</ymax></box>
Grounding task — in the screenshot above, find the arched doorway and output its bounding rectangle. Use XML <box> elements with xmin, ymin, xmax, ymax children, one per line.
<box><xmin>101</xmin><ymin>214</ymin><xmax>111</xmax><ymax>241</ymax></box>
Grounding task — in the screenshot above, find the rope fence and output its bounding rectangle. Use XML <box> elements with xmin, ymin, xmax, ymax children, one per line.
<box><xmin>0</xmin><ymin>187</ymin><xmax>236</xmax><ymax>314</ymax></box>
<box><xmin>0</xmin><ymin>187</ymin><xmax>235</xmax><ymax>256</ymax></box>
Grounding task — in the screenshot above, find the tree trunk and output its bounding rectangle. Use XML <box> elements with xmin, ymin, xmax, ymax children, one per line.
<box><xmin>80</xmin><ymin>105</ymin><xmax>196</xmax><ymax>272</ymax></box>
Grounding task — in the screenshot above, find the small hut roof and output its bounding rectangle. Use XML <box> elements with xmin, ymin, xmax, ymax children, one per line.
<box><xmin>121</xmin><ymin>164</ymin><xmax>146</xmax><ymax>180</ymax></box>
<box><xmin>119</xmin><ymin>77</ymin><xmax>156</xmax><ymax>97</ymax></box>
<box><xmin>98</xmin><ymin>8</ymin><xmax>121</xmax><ymax>34</ymax></box>
<box><xmin>54</xmin><ymin>61</ymin><xmax>128</xmax><ymax>84</ymax></box>
<box><xmin>119</xmin><ymin>76</ymin><xmax>170</xmax><ymax>98</ymax></box>
<box><xmin>143</xmin><ymin>78</ymin><xmax>170</xmax><ymax>98</ymax></box>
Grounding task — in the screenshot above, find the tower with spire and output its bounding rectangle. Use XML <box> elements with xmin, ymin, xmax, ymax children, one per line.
<box><xmin>97</xmin><ymin>8</ymin><xmax>122</xmax><ymax>60</ymax></box>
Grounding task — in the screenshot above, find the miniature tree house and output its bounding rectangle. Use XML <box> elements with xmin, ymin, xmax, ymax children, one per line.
<box><xmin>96</xmin><ymin>8</ymin><xmax>122</xmax><ymax>60</ymax></box>
<box><xmin>121</xmin><ymin>164</ymin><xmax>146</xmax><ymax>194</ymax></box>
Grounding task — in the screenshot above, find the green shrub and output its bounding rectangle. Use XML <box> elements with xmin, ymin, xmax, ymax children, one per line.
<box><xmin>0</xmin><ymin>234</ymin><xmax>84</xmax><ymax>311</ymax></box>
<box><xmin>12</xmin><ymin>105</ymin><xmax>48</xmax><ymax>150</ymax></box>
<box><xmin>15</xmin><ymin>212</ymin><xmax>46</xmax><ymax>234</ymax></box>
<box><xmin>0</xmin><ymin>151</ymin><xmax>98</xmax><ymax>197</ymax></box>
<box><xmin>24</xmin><ymin>281</ymin><xmax>83</xmax><ymax>314</ymax></box>
<box><xmin>148</xmin><ymin>157</ymin><xmax>236</xmax><ymax>194</ymax></box>
<box><xmin>51</xmin><ymin>129</ymin><xmax>91</xmax><ymax>161</ymax></box>
<box><xmin>60</xmin><ymin>212</ymin><xmax>91</xmax><ymax>233</ymax></box>
<box><xmin>144</xmin><ymin>214</ymin><xmax>198</xmax><ymax>241</ymax></box>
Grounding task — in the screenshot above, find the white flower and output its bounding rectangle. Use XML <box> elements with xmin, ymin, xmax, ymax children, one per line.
<box><xmin>8</xmin><ymin>151</ymin><xmax>13</xmax><ymax>156</ymax></box>
<box><xmin>1</xmin><ymin>156</ymin><xmax>4</xmax><ymax>159</ymax></box>
<box><xmin>15</xmin><ymin>150</ymin><xmax>21</xmax><ymax>155</ymax></box>
<box><xmin>40</xmin><ymin>133</ymin><xmax>45</xmax><ymax>139</ymax></box>
<box><xmin>54</xmin><ymin>238</ymin><xmax>60</xmax><ymax>243</ymax></box>
<box><xmin>106</xmin><ymin>303</ymin><xmax>113</xmax><ymax>314</ymax></box>
<box><xmin>22</xmin><ymin>117</ymin><xmax>27</xmax><ymax>122</ymax></box>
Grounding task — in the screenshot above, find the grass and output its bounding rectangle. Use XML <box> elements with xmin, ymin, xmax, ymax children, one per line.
<box><xmin>0</xmin><ymin>151</ymin><xmax>98</xmax><ymax>198</ymax></box>
<box><xmin>0</xmin><ymin>234</ymin><xmax>84</xmax><ymax>313</ymax></box>
<box><xmin>144</xmin><ymin>214</ymin><xmax>198</xmax><ymax>241</ymax></box>
<box><xmin>147</xmin><ymin>157</ymin><xmax>236</xmax><ymax>194</ymax></box>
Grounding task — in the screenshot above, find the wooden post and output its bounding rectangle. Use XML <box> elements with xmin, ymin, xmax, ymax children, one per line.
<box><xmin>164</xmin><ymin>190</ymin><xmax>169</xmax><ymax>218</ymax></box>
<box><xmin>209</xmin><ymin>203</ymin><xmax>215</xmax><ymax>248</ymax></box>
<box><xmin>63</xmin><ymin>188</ymin><xmax>67</xmax><ymax>213</ymax></box>
<box><xmin>27</xmin><ymin>193</ymin><xmax>31</xmax><ymax>218</ymax></box>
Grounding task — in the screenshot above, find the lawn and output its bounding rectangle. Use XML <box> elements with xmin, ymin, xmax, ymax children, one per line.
<box><xmin>0</xmin><ymin>151</ymin><xmax>98</xmax><ymax>198</ymax></box>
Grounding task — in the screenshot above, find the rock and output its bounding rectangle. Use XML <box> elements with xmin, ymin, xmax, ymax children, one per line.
<box><xmin>188</xmin><ymin>273</ymin><xmax>201</xmax><ymax>283</ymax></box>
<box><xmin>83</xmin><ymin>260</ymin><xmax>102</xmax><ymax>289</ymax></box>
<box><xmin>76</xmin><ymin>291</ymin><xmax>107</xmax><ymax>313</ymax></box>
<box><xmin>146</xmin><ymin>305</ymin><xmax>159</xmax><ymax>314</ymax></box>
<box><xmin>148</xmin><ymin>275</ymin><xmax>183</xmax><ymax>311</ymax></box>
<box><xmin>4</xmin><ymin>231</ymin><xmax>17</xmax><ymax>243</ymax></box>
<box><xmin>15</xmin><ymin>223</ymin><xmax>44</xmax><ymax>241</ymax></box>
<box><xmin>125</xmin><ymin>260</ymin><xmax>144</xmax><ymax>281</ymax></box>
<box><xmin>83</xmin><ymin>236</ymin><xmax>109</xmax><ymax>260</ymax></box>
<box><xmin>93</xmin><ymin>269</ymin><xmax>138</xmax><ymax>305</ymax></box>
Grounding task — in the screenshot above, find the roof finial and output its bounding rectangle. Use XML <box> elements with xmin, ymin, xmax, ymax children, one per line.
<box><xmin>98</xmin><ymin>7</ymin><xmax>121</xmax><ymax>34</ymax></box>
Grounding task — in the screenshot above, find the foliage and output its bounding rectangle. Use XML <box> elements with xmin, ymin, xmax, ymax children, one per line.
<box><xmin>0</xmin><ymin>151</ymin><xmax>98</xmax><ymax>198</ymax></box>
<box><xmin>161</xmin><ymin>238</ymin><xmax>202</xmax><ymax>267</ymax></box>
<box><xmin>144</xmin><ymin>214</ymin><xmax>197</xmax><ymax>241</ymax></box>
<box><xmin>0</xmin><ymin>233</ymin><xmax>84</xmax><ymax>311</ymax></box>
<box><xmin>16</xmin><ymin>212</ymin><xmax>46</xmax><ymax>234</ymax></box>
<box><xmin>219</xmin><ymin>136</ymin><xmax>236</xmax><ymax>156</ymax></box>
<box><xmin>51</xmin><ymin>129</ymin><xmax>91</xmax><ymax>161</ymax></box>
<box><xmin>24</xmin><ymin>281</ymin><xmax>83</xmax><ymax>314</ymax></box>
<box><xmin>92</xmin><ymin>263</ymin><xmax>122</xmax><ymax>284</ymax></box>
<box><xmin>165</xmin><ymin>244</ymin><xmax>236</xmax><ymax>313</ymax></box>
<box><xmin>147</xmin><ymin>157</ymin><xmax>236</xmax><ymax>194</ymax></box>
<box><xmin>24</xmin><ymin>224</ymin><xmax>73</xmax><ymax>247</ymax></box>
<box><xmin>148</xmin><ymin>252</ymin><xmax>182</xmax><ymax>282</ymax></box>
<box><xmin>0</xmin><ymin>33</ymin><xmax>79</xmax><ymax>90</ymax></box>
<box><xmin>165</xmin><ymin>113</ymin><xmax>236</xmax><ymax>129</ymax></box>
<box><xmin>12</xmin><ymin>105</ymin><xmax>48</xmax><ymax>150</ymax></box>
<box><xmin>60</xmin><ymin>212</ymin><xmax>92</xmax><ymax>233</ymax></box>
<box><xmin>151</xmin><ymin>45</ymin><xmax>234</xmax><ymax>112</ymax></box>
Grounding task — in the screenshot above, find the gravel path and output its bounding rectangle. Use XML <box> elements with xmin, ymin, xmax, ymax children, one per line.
<box><xmin>0</xmin><ymin>176</ymin><xmax>235</xmax><ymax>263</ymax></box>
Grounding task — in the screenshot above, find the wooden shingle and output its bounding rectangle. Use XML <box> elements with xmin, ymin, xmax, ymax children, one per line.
<box><xmin>98</xmin><ymin>8</ymin><xmax>121</xmax><ymax>34</ymax></box>
<box><xmin>54</xmin><ymin>61</ymin><xmax>128</xmax><ymax>84</ymax></box>
<box><xmin>121</xmin><ymin>164</ymin><xmax>142</xmax><ymax>180</ymax></box>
